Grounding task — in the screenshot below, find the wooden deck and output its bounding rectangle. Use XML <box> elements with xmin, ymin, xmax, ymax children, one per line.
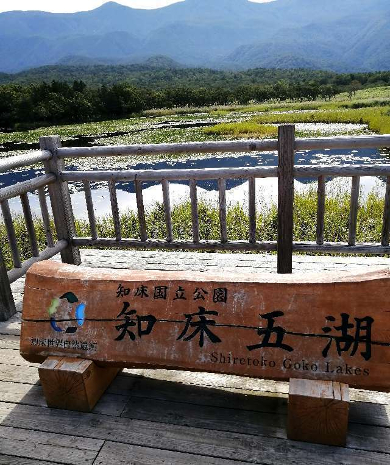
<box><xmin>1</xmin><ymin>250</ymin><xmax>390</xmax><ymax>464</ymax></box>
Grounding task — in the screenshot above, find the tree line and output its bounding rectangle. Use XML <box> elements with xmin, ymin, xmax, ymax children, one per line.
<box><xmin>0</xmin><ymin>80</ymin><xmax>342</xmax><ymax>130</ymax></box>
<box><xmin>2</xmin><ymin>63</ymin><xmax>390</xmax><ymax>90</ymax></box>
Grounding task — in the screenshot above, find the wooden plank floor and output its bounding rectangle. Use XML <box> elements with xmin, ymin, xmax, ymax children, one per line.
<box><xmin>1</xmin><ymin>250</ymin><xmax>390</xmax><ymax>464</ymax></box>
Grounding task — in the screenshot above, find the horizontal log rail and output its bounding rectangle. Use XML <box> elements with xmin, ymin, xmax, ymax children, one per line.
<box><xmin>7</xmin><ymin>240</ymin><xmax>68</xmax><ymax>284</ymax></box>
<box><xmin>0</xmin><ymin>174</ymin><xmax>56</xmax><ymax>202</ymax></box>
<box><xmin>70</xmin><ymin>239</ymin><xmax>390</xmax><ymax>256</ymax></box>
<box><xmin>293</xmin><ymin>242</ymin><xmax>390</xmax><ymax>255</ymax></box>
<box><xmin>71</xmin><ymin>238</ymin><xmax>390</xmax><ymax>255</ymax></box>
<box><xmin>61</xmin><ymin>167</ymin><xmax>278</xmax><ymax>182</ymax></box>
<box><xmin>56</xmin><ymin>135</ymin><xmax>390</xmax><ymax>159</ymax></box>
<box><xmin>56</xmin><ymin>139</ymin><xmax>278</xmax><ymax>158</ymax></box>
<box><xmin>72</xmin><ymin>238</ymin><xmax>277</xmax><ymax>252</ymax></box>
<box><xmin>0</xmin><ymin>150</ymin><xmax>51</xmax><ymax>174</ymax></box>
<box><xmin>61</xmin><ymin>164</ymin><xmax>390</xmax><ymax>183</ymax></box>
<box><xmin>295</xmin><ymin>135</ymin><xmax>390</xmax><ymax>151</ymax></box>
<box><xmin>294</xmin><ymin>165</ymin><xmax>390</xmax><ymax>177</ymax></box>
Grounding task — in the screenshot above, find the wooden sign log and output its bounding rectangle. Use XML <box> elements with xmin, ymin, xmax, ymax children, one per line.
<box><xmin>20</xmin><ymin>261</ymin><xmax>390</xmax><ymax>392</ymax></box>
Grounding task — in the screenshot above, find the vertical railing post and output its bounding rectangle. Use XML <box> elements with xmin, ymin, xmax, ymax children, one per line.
<box><xmin>381</xmin><ymin>177</ymin><xmax>390</xmax><ymax>246</ymax></box>
<box><xmin>277</xmin><ymin>125</ymin><xmax>295</xmax><ymax>274</ymax></box>
<box><xmin>348</xmin><ymin>176</ymin><xmax>360</xmax><ymax>246</ymax></box>
<box><xmin>0</xmin><ymin>245</ymin><xmax>16</xmax><ymax>321</ymax></box>
<box><xmin>40</xmin><ymin>136</ymin><xmax>81</xmax><ymax>265</ymax></box>
<box><xmin>316</xmin><ymin>175</ymin><xmax>326</xmax><ymax>246</ymax></box>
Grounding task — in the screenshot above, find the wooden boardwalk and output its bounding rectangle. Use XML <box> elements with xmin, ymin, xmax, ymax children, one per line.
<box><xmin>1</xmin><ymin>250</ymin><xmax>390</xmax><ymax>464</ymax></box>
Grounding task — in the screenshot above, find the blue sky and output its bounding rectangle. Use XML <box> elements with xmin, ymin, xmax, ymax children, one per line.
<box><xmin>0</xmin><ymin>0</ymin><xmax>274</xmax><ymax>14</ymax></box>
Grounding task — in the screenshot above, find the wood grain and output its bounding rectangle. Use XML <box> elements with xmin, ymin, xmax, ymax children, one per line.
<box><xmin>37</xmin><ymin>187</ymin><xmax>54</xmax><ymax>248</ymax></box>
<box><xmin>0</xmin><ymin>174</ymin><xmax>56</xmax><ymax>202</ymax></box>
<box><xmin>248</xmin><ymin>177</ymin><xmax>256</xmax><ymax>243</ymax></box>
<box><xmin>349</xmin><ymin>176</ymin><xmax>360</xmax><ymax>246</ymax></box>
<box><xmin>72</xmin><ymin>237</ymin><xmax>277</xmax><ymax>252</ymax></box>
<box><xmin>55</xmin><ymin>135</ymin><xmax>390</xmax><ymax>160</ymax></box>
<box><xmin>2</xmin><ymin>400</ymin><xmax>389</xmax><ymax>463</ymax></box>
<box><xmin>40</xmin><ymin>136</ymin><xmax>80</xmax><ymax>266</ymax></box>
<box><xmin>20</xmin><ymin>261</ymin><xmax>390</xmax><ymax>391</ymax></box>
<box><xmin>94</xmin><ymin>441</ymin><xmax>242</xmax><ymax>465</ymax></box>
<box><xmin>288</xmin><ymin>379</ymin><xmax>349</xmax><ymax>446</ymax></box>
<box><xmin>316</xmin><ymin>175</ymin><xmax>326</xmax><ymax>245</ymax></box>
<box><xmin>381</xmin><ymin>176</ymin><xmax>390</xmax><ymax>246</ymax></box>
<box><xmin>0</xmin><ymin>150</ymin><xmax>51</xmax><ymax>174</ymax></box>
<box><xmin>108</xmin><ymin>180</ymin><xmax>121</xmax><ymax>241</ymax></box>
<box><xmin>61</xmin><ymin>164</ymin><xmax>390</xmax><ymax>183</ymax></box>
<box><xmin>1</xmin><ymin>199</ymin><xmax>22</xmax><ymax>269</ymax></box>
<box><xmin>0</xmin><ymin>245</ymin><xmax>16</xmax><ymax>321</ymax></box>
<box><xmin>61</xmin><ymin>166</ymin><xmax>278</xmax><ymax>182</ymax></box>
<box><xmin>277</xmin><ymin>125</ymin><xmax>295</xmax><ymax>274</ymax></box>
<box><xmin>0</xmin><ymin>425</ymin><xmax>102</xmax><ymax>464</ymax></box>
<box><xmin>162</xmin><ymin>179</ymin><xmax>173</xmax><ymax>243</ymax></box>
<box><xmin>56</xmin><ymin>139</ymin><xmax>279</xmax><ymax>158</ymax></box>
<box><xmin>189</xmin><ymin>179</ymin><xmax>199</xmax><ymax>243</ymax></box>
<box><xmin>5</xmin><ymin>249</ymin><xmax>390</xmax><ymax>464</ymax></box>
<box><xmin>20</xmin><ymin>193</ymin><xmax>39</xmax><ymax>258</ymax></box>
<box><xmin>7</xmin><ymin>240</ymin><xmax>68</xmax><ymax>284</ymax></box>
<box><xmin>39</xmin><ymin>356</ymin><xmax>120</xmax><ymax>412</ymax></box>
<box><xmin>135</xmin><ymin>180</ymin><xmax>147</xmax><ymax>242</ymax></box>
<box><xmin>218</xmin><ymin>178</ymin><xmax>227</xmax><ymax>243</ymax></box>
<box><xmin>83</xmin><ymin>181</ymin><xmax>98</xmax><ymax>241</ymax></box>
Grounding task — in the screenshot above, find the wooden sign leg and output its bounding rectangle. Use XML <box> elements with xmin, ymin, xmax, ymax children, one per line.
<box><xmin>287</xmin><ymin>378</ymin><xmax>349</xmax><ymax>447</ymax></box>
<box><xmin>38</xmin><ymin>357</ymin><xmax>121</xmax><ymax>412</ymax></box>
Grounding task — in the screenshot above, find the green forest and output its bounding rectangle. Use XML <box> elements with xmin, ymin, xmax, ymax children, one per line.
<box><xmin>2</xmin><ymin>64</ymin><xmax>390</xmax><ymax>89</ymax></box>
<box><xmin>1</xmin><ymin>67</ymin><xmax>390</xmax><ymax>131</ymax></box>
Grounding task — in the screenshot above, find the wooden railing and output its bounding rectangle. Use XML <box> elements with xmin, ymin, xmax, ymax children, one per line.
<box><xmin>1</xmin><ymin>126</ymin><xmax>390</xmax><ymax>320</ymax></box>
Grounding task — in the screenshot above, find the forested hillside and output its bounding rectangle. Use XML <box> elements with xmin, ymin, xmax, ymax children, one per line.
<box><xmin>1</xmin><ymin>65</ymin><xmax>390</xmax><ymax>89</ymax></box>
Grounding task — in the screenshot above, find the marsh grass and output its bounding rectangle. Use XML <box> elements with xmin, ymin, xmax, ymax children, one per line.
<box><xmin>204</xmin><ymin>87</ymin><xmax>390</xmax><ymax>138</ymax></box>
<box><xmin>205</xmin><ymin>106</ymin><xmax>390</xmax><ymax>138</ymax></box>
<box><xmin>204</xmin><ymin>123</ymin><xmax>278</xmax><ymax>138</ymax></box>
<box><xmin>253</xmin><ymin>107</ymin><xmax>390</xmax><ymax>134</ymax></box>
<box><xmin>1</xmin><ymin>189</ymin><xmax>386</xmax><ymax>271</ymax></box>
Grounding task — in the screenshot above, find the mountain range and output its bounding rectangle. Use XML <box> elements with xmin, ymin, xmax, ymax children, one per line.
<box><xmin>0</xmin><ymin>0</ymin><xmax>389</xmax><ymax>73</ymax></box>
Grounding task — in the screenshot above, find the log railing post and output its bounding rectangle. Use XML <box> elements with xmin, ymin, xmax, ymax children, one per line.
<box><xmin>40</xmin><ymin>136</ymin><xmax>81</xmax><ymax>265</ymax></box>
<box><xmin>381</xmin><ymin>176</ymin><xmax>390</xmax><ymax>246</ymax></box>
<box><xmin>348</xmin><ymin>176</ymin><xmax>360</xmax><ymax>246</ymax></box>
<box><xmin>0</xmin><ymin>244</ymin><xmax>16</xmax><ymax>321</ymax></box>
<box><xmin>277</xmin><ymin>125</ymin><xmax>295</xmax><ymax>274</ymax></box>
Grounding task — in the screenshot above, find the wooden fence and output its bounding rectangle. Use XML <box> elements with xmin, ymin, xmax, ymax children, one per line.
<box><xmin>1</xmin><ymin>125</ymin><xmax>390</xmax><ymax>320</ymax></box>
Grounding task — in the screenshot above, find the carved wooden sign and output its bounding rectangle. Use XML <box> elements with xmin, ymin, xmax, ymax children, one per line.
<box><xmin>20</xmin><ymin>261</ymin><xmax>390</xmax><ymax>391</ymax></box>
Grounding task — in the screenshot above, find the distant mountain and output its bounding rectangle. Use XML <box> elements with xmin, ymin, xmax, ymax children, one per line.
<box><xmin>0</xmin><ymin>0</ymin><xmax>389</xmax><ymax>73</ymax></box>
<box><xmin>225</xmin><ymin>8</ymin><xmax>390</xmax><ymax>72</ymax></box>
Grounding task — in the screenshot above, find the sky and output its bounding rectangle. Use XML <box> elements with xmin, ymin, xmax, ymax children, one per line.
<box><xmin>0</xmin><ymin>0</ymin><xmax>274</xmax><ymax>14</ymax></box>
